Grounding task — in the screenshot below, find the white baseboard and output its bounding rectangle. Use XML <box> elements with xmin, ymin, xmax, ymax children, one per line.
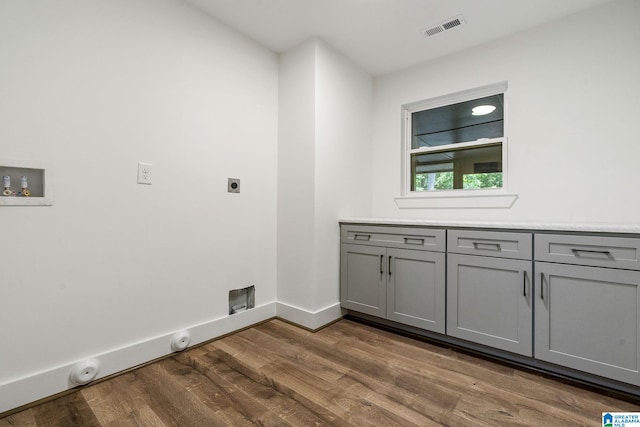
<box><xmin>0</xmin><ymin>301</ymin><xmax>346</xmax><ymax>414</ymax></box>
<box><xmin>0</xmin><ymin>302</ymin><xmax>277</xmax><ymax>414</ymax></box>
<box><xmin>276</xmin><ymin>301</ymin><xmax>344</xmax><ymax>330</ymax></box>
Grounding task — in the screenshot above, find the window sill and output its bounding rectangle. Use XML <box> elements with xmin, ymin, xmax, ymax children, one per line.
<box><xmin>394</xmin><ymin>192</ymin><xmax>518</xmax><ymax>209</ymax></box>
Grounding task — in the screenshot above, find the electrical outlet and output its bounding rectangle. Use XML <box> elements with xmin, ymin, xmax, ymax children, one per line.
<box><xmin>228</xmin><ymin>178</ymin><xmax>240</xmax><ymax>193</ymax></box>
<box><xmin>137</xmin><ymin>162</ymin><xmax>152</xmax><ymax>185</ymax></box>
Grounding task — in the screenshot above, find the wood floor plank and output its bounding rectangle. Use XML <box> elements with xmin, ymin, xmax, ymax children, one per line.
<box><xmin>0</xmin><ymin>409</ymin><xmax>37</xmax><ymax>427</ymax></box>
<box><xmin>35</xmin><ymin>393</ymin><xmax>95</xmax><ymax>427</ymax></box>
<box><xmin>134</xmin><ymin>359</ymin><xmax>253</xmax><ymax>426</ymax></box>
<box><xmin>258</xmin><ymin>319</ymin><xmax>638</xmax><ymax>425</ymax></box>
<box><xmin>229</xmin><ymin>327</ymin><xmax>349</xmax><ymax>383</ymax></box>
<box><xmin>81</xmin><ymin>373</ymin><xmax>166</xmax><ymax>427</ymax></box>
<box><xmin>208</xmin><ymin>336</ymin><xmax>384</xmax><ymax>425</ymax></box>
<box><xmin>164</xmin><ymin>354</ymin><xmax>296</xmax><ymax>427</ymax></box>
<box><xmin>201</xmin><ymin>348</ymin><xmax>344</xmax><ymax>425</ymax></box>
<box><xmin>30</xmin><ymin>392</ymin><xmax>100</xmax><ymax>427</ymax></box>
<box><xmin>256</xmin><ymin>321</ymin><xmax>482</xmax><ymax>426</ymax></box>
<box><xmin>230</xmin><ymin>325</ymin><xmax>476</xmax><ymax>425</ymax></box>
<box><xmin>2</xmin><ymin>318</ymin><xmax>639</xmax><ymax>426</ymax></box>
<box><xmin>300</xmin><ymin>320</ymin><xmax>625</xmax><ymax>418</ymax></box>
<box><xmin>177</xmin><ymin>348</ymin><xmax>329</xmax><ymax>426</ymax></box>
<box><xmin>225</xmin><ymin>323</ymin><xmax>457</xmax><ymax>425</ymax></box>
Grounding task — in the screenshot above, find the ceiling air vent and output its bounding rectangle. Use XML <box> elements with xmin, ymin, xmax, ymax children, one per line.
<box><xmin>424</xmin><ymin>15</ymin><xmax>466</xmax><ymax>37</ymax></box>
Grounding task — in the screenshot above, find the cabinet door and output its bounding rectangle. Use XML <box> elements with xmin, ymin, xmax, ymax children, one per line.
<box><xmin>447</xmin><ymin>254</ymin><xmax>532</xmax><ymax>356</ymax></box>
<box><xmin>387</xmin><ymin>248</ymin><xmax>445</xmax><ymax>333</ymax></box>
<box><xmin>340</xmin><ymin>244</ymin><xmax>386</xmax><ymax>317</ymax></box>
<box><xmin>535</xmin><ymin>262</ymin><xmax>640</xmax><ymax>386</ymax></box>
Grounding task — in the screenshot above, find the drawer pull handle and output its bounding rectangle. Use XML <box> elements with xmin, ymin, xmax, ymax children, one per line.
<box><xmin>354</xmin><ymin>234</ymin><xmax>371</xmax><ymax>241</ymax></box>
<box><xmin>404</xmin><ymin>238</ymin><xmax>424</xmax><ymax>245</ymax></box>
<box><xmin>571</xmin><ymin>249</ymin><xmax>613</xmax><ymax>260</ymax></box>
<box><xmin>380</xmin><ymin>255</ymin><xmax>384</xmax><ymax>275</ymax></box>
<box><xmin>473</xmin><ymin>242</ymin><xmax>502</xmax><ymax>251</ymax></box>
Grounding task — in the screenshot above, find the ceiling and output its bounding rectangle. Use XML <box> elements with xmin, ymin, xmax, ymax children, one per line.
<box><xmin>184</xmin><ymin>0</ymin><xmax>614</xmax><ymax>76</ymax></box>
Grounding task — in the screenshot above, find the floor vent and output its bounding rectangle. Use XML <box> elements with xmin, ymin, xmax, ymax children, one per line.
<box><xmin>424</xmin><ymin>15</ymin><xmax>466</xmax><ymax>37</ymax></box>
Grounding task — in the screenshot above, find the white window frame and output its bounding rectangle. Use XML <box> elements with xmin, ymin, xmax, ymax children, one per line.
<box><xmin>397</xmin><ymin>82</ymin><xmax>517</xmax><ymax>209</ymax></box>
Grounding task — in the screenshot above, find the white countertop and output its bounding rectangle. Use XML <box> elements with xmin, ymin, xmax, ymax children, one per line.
<box><xmin>339</xmin><ymin>218</ymin><xmax>640</xmax><ymax>234</ymax></box>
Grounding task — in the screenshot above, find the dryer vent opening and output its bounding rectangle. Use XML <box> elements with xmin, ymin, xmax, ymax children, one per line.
<box><xmin>229</xmin><ymin>285</ymin><xmax>255</xmax><ymax>314</ymax></box>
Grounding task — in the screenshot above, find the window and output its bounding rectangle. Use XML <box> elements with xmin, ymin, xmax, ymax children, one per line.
<box><xmin>402</xmin><ymin>83</ymin><xmax>507</xmax><ymax>196</ymax></box>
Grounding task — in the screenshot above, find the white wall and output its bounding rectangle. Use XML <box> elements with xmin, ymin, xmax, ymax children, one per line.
<box><xmin>277</xmin><ymin>40</ymin><xmax>318</xmax><ymax>313</ymax></box>
<box><xmin>277</xmin><ymin>39</ymin><xmax>373</xmax><ymax>327</ymax></box>
<box><xmin>314</xmin><ymin>41</ymin><xmax>374</xmax><ymax>308</ymax></box>
<box><xmin>0</xmin><ymin>0</ymin><xmax>278</xmax><ymax>412</ymax></box>
<box><xmin>371</xmin><ymin>0</ymin><xmax>640</xmax><ymax>225</ymax></box>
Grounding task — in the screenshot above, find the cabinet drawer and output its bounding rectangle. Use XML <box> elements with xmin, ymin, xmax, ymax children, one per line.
<box><xmin>448</xmin><ymin>229</ymin><xmax>532</xmax><ymax>260</ymax></box>
<box><xmin>535</xmin><ymin>233</ymin><xmax>640</xmax><ymax>270</ymax></box>
<box><xmin>341</xmin><ymin>225</ymin><xmax>445</xmax><ymax>252</ymax></box>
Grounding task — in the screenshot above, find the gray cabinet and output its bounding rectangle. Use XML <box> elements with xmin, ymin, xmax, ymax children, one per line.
<box><xmin>339</xmin><ymin>221</ymin><xmax>640</xmax><ymax>393</ymax></box>
<box><xmin>340</xmin><ymin>225</ymin><xmax>446</xmax><ymax>333</ymax></box>
<box><xmin>447</xmin><ymin>230</ymin><xmax>533</xmax><ymax>356</ymax></box>
<box><xmin>535</xmin><ymin>233</ymin><xmax>640</xmax><ymax>386</ymax></box>
<box><xmin>340</xmin><ymin>243</ymin><xmax>386</xmax><ymax>317</ymax></box>
<box><xmin>387</xmin><ymin>248</ymin><xmax>445</xmax><ymax>332</ymax></box>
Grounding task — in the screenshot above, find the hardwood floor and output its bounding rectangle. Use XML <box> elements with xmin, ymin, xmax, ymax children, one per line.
<box><xmin>2</xmin><ymin>318</ymin><xmax>639</xmax><ymax>426</ymax></box>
